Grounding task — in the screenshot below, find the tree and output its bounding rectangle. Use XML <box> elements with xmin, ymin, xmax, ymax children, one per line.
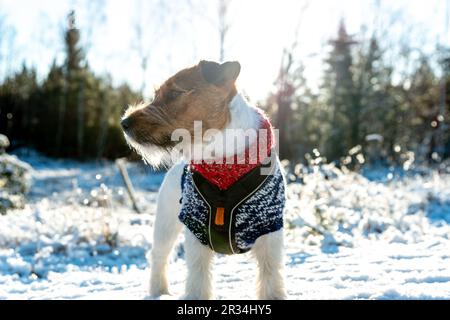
<box><xmin>0</xmin><ymin>11</ymin><xmax>17</xmax><ymax>81</ymax></box>
<box><xmin>54</xmin><ymin>11</ymin><xmax>86</xmax><ymax>157</ymax></box>
<box><xmin>264</xmin><ymin>1</ymin><xmax>310</xmax><ymax>161</ymax></box>
<box><xmin>406</xmin><ymin>57</ymin><xmax>440</xmax><ymax>162</ymax></box>
<box><xmin>440</xmin><ymin>47</ymin><xmax>450</xmax><ymax>158</ymax></box>
<box><xmin>0</xmin><ymin>9</ymin><xmax>141</xmax><ymax>160</ymax></box>
<box><xmin>132</xmin><ymin>0</ymin><xmax>171</xmax><ymax>97</ymax></box>
<box><xmin>322</xmin><ymin>20</ymin><xmax>358</xmax><ymax>161</ymax></box>
<box><xmin>0</xmin><ymin>64</ymin><xmax>38</xmax><ymax>147</ymax></box>
<box><xmin>271</xmin><ymin>50</ymin><xmax>296</xmax><ymax>160</ymax></box>
<box><xmin>40</xmin><ymin>60</ymin><xmax>64</xmax><ymax>153</ymax></box>
<box><xmin>287</xmin><ymin>63</ymin><xmax>327</xmax><ymax>163</ymax></box>
<box><xmin>437</xmin><ymin>0</ymin><xmax>450</xmax><ymax>158</ymax></box>
<box><xmin>353</xmin><ymin>36</ymin><xmax>395</xmax><ymax>162</ymax></box>
<box><xmin>218</xmin><ymin>0</ymin><xmax>231</xmax><ymax>61</ymax></box>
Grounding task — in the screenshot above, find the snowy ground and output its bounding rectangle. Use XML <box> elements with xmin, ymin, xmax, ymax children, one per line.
<box><xmin>0</xmin><ymin>150</ymin><xmax>449</xmax><ymax>300</ymax></box>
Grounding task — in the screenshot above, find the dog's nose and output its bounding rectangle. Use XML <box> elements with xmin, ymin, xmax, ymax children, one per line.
<box><xmin>121</xmin><ymin>117</ymin><xmax>133</xmax><ymax>130</ymax></box>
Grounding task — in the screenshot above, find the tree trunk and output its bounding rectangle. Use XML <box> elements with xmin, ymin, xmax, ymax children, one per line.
<box><xmin>276</xmin><ymin>95</ymin><xmax>292</xmax><ymax>160</ymax></box>
<box><xmin>77</xmin><ymin>79</ymin><xmax>85</xmax><ymax>159</ymax></box>
<box><xmin>55</xmin><ymin>79</ymin><xmax>67</xmax><ymax>156</ymax></box>
<box><xmin>96</xmin><ymin>91</ymin><xmax>108</xmax><ymax>159</ymax></box>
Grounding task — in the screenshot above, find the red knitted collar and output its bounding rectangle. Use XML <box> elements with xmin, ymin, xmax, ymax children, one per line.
<box><xmin>190</xmin><ymin>111</ymin><xmax>274</xmax><ymax>190</ymax></box>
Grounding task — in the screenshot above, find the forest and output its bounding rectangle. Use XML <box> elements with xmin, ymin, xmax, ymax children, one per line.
<box><xmin>1</xmin><ymin>2</ymin><xmax>448</xmax><ymax>166</ymax></box>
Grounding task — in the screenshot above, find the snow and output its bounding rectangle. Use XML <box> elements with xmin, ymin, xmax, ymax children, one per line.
<box><xmin>0</xmin><ymin>150</ymin><xmax>449</xmax><ymax>300</ymax></box>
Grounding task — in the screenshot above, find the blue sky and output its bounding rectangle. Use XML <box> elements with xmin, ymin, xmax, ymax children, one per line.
<box><xmin>0</xmin><ymin>0</ymin><xmax>448</xmax><ymax>101</ymax></box>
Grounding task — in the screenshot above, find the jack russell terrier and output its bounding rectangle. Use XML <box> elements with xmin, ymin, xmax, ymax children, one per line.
<box><xmin>121</xmin><ymin>60</ymin><xmax>287</xmax><ymax>300</ymax></box>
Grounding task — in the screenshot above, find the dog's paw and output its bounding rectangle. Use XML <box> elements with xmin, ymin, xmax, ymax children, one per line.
<box><xmin>144</xmin><ymin>293</ymin><xmax>171</xmax><ymax>300</ymax></box>
<box><xmin>257</xmin><ymin>288</ymin><xmax>288</xmax><ymax>300</ymax></box>
<box><xmin>258</xmin><ymin>294</ymin><xmax>287</xmax><ymax>300</ymax></box>
<box><xmin>149</xmin><ymin>289</ymin><xmax>170</xmax><ymax>298</ymax></box>
<box><xmin>149</xmin><ymin>278</ymin><xmax>170</xmax><ymax>297</ymax></box>
<box><xmin>180</xmin><ymin>292</ymin><xmax>213</xmax><ymax>300</ymax></box>
<box><xmin>149</xmin><ymin>286</ymin><xmax>170</xmax><ymax>298</ymax></box>
<box><xmin>265</xmin><ymin>293</ymin><xmax>288</xmax><ymax>300</ymax></box>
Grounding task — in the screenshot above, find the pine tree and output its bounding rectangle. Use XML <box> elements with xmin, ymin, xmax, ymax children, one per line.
<box><xmin>322</xmin><ymin>20</ymin><xmax>358</xmax><ymax>161</ymax></box>
<box><xmin>288</xmin><ymin>63</ymin><xmax>327</xmax><ymax>163</ymax></box>
<box><xmin>57</xmin><ymin>10</ymin><xmax>86</xmax><ymax>158</ymax></box>
<box><xmin>0</xmin><ymin>64</ymin><xmax>38</xmax><ymax>147</ymax></box>
<box><xmin>406</xmin><ymin>57</ymin><xmax>440</xmax><ymax>162</ymax></box>
<box><xmin>353</xmin><ymin>36</ymin><xmax>395</xmax><ymax>163</ymax></box>
<box><xmin>272</xmin><ymin>50</ymin><xmax>296</xmax><ymax>160</ymax></box>
<box><xmin>439</xmin><ymin>47</ymin><xmax>450</xmax><ymax>158</ymax></box>
<box><xmin>41</xmin><ymin>60</ymin><xmax>64</xmax><ymax>153</ymax></box>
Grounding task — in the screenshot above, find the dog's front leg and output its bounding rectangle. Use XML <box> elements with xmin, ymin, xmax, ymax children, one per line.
<box><xmin>252</xmin><ymin>230</ymin><xmax>287</xmax><ymax>300</ymax></box>
<box><xmin>149</xmin><ymin>163</ymin><xmax>184</xmax><ymax>297</ymax></box>
<box><xmin>183</xmin><ymin>230</ymin><xmax>214</xmax><ymax>300</ymax></box>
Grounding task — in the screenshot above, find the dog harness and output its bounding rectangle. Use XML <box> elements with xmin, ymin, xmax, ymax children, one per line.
<box><xmin>179</xmin><ymin>158</ymin><xmax>285</xmax><ymax>255</ymax></box>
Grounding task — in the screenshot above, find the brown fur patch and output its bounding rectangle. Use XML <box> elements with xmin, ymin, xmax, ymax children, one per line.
<box><xmin>123</xmin><ymin>62</ymin><xmax>237</xmax><ymax>148</ymax></box>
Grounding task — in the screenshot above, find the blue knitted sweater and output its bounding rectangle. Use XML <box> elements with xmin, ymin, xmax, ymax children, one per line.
<box><xmin>178</xmin><ymin>161</ymin><xmax>285</xmax><ymax>254</ymax></box>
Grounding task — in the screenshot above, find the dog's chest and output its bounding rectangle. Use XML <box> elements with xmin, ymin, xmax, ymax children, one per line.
<box><xmin>178</xmin><ymin>162</ymin><xmax>285</xmax><ymax>255</ymax></box>
<box><xmin>189</xmin><ymin>111</ymin><xmax>274</xmax><ymax>190</ymax></box>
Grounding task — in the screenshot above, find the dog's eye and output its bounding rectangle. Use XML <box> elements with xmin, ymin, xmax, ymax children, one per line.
<box><xmin>166</xmin><ymin>90</ymin><xmax>183</xmax><ymax>102</ymax></box>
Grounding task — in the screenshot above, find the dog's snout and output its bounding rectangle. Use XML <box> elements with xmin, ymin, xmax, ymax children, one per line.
<box><xmin>121</xmin><ymin>117</ymin><xmax>133</xmax><ymax>131</ymax></box>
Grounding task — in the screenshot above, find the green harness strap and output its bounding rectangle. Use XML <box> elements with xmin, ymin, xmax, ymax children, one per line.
<box><xmin>191</xmin><ymin>164</ymin><xmax>271</xmax><ymax>255</ymax></box>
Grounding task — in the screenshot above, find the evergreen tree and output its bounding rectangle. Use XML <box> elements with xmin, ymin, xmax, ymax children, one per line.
<box><xmin>40</xmin><ymin>60</ymin><xmax>64</xmax><ymax>153</ymax></box>
<box><xmin>439</xmin><ymin>47</ymin><xmax>450</xmax><ymax>158</ymax></box>
<box><xmin>0</xmin><ymin>10</ymin><xmax>141</xmax><ymax>160</ymax></box>
<box><xmin>406</xmin><ymin>57</ymin><xmax>440</xmax><ymax>161</ymax></box>
<box><xmin>322</xmin><ymin>20</ymin><xmax>358</xmax><ymax>161</ymax></box>
<box><xmin>0</xmin><ymin>64</ymin><xmax>38</xmax><ymax>147</ymax></box>
<box><xmin>60</xmin><ymin>10</ymin><xmax>86</xmax><ymax>157</ymax></box>
<box><xmin>288</xmin><ymin>63</ymin><xmax>328</xmax><ymax>163</ymax></box>
<box><xmin>354</xmin><ymin>36</ymin><xmax>397</xmax><ymax>163</ymax></box>
<box><xmin>272</xmin><ymin>51</ymin><xmax>295</xmax><ymax>160</ymax></box>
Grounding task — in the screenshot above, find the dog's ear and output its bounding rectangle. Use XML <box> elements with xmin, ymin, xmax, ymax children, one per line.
<box><xmin>199</xmin><ymin>60</ymin><xmax>241</xmax><ymax>85</ymax></box>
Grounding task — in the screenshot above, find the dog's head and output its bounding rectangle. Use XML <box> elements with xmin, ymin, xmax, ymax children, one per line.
<box><xmin>121</xmin><ymin>60</ymin><xmax>241</xmax><ymax>166</ymax></box>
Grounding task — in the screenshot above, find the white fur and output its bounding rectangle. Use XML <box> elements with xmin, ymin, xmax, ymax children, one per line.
<box><xmin>148</xmin><ymin>93</ymin><xmax>286</xmax><ymax>300</ymax></box>
<box><xmin>202</xmin><ymin>93</ymin><xmax>262</xmax><ymax>160</ymax></box>
<box><xmin>251</xmin><ymin>230</ymin><xmax>287</xmax><ymax>299</ymax></box>
<box><xmin>122</xmin><ymin>104</ymin><xmax>172</xmax><ymax>169</ymax></box>
<box><xmin>182</xmin><ymin>230</ymin><xmax>214</xmax><ymax>299</ymax></box>
<box><xmin>172</xmin><ymin>93</ymin><xmax>263</xmax><ymax>164</ymax></box>
<box><xmin>149</xmin><ymin>161</ymin><xmax>184</xmax><ymax>297</ymax></box>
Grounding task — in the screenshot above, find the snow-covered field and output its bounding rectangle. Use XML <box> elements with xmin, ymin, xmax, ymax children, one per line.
<box><xmin>1</xmin><ymin>150</ymin><xmax>449</xmax><ymax>300</ymax></box>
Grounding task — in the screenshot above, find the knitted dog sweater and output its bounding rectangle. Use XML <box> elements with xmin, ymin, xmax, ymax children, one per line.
<box><xmin>179</xmin><ymin>159</ymin><xmax>285</xmax><ymax>254</ymax></box>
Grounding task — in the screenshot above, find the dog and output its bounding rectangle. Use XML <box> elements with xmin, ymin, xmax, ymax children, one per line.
<box><xmin>121</xmin><ymin>60</ymin><xmax>287</xmax><ymax>300</ymax></box>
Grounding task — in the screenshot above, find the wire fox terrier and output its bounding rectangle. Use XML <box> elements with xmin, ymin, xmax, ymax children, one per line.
<box><xmin>121</xmin><ymin>61</ymin><xmax>287</xmax><ymax>300</ymax></box>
